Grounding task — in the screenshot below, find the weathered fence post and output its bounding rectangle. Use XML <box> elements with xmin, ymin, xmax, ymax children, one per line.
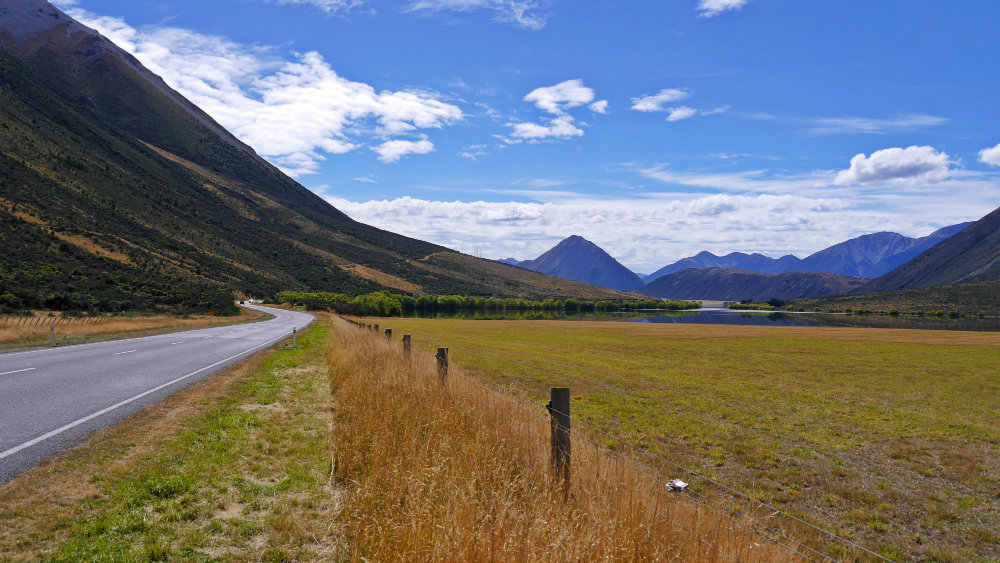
<box><xmin>436</xmin><ymin>347</ymin><xmax>449</xmax><ymax>385</ymax></box>
<box><xmin>292</xmin><ymin>327</ymin><xmax>297</xmax><ymax>348</ymax></box>
<box><xmin>402</xmin><ymin>334</ymin><xmax>411</xmax><ymax>357</ymax></box>
<box><xmin>548</xmin><ymin>387</ymin><xmax>571</xmax><ymax>487</ymax></box>
<box><xmin>374</xmin><ymin>324</ymin><xmax>379</xmax><ymax>333</ymax></box>
<box><xmin>50</xmin><ymin>323</ymin><xmax>55</xmax><ymax>347</ymax></box>
<box><xmin>385</xmin><ymin>328</ymin><xmax>392</xmax><ymax>339</ymax></box>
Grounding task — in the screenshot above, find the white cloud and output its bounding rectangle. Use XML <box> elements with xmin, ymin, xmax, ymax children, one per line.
<box><xmin>696</xmin><ymin>0</ymin><xmax>749</xmax><ymax>18</ymax></box>
<box><xmin>978</xmin><ymin>143</ymin><xmax>1000</xmax><ymax>167</ymax></box>
<box><xmin>274</xmin><ymin>0</ymin><xmax>366</xmax><ymax>13</ymax></box>
<box><xmin>524</xmin><ymin>79</ymin><xmax>595</xmax><ymax>115</ymax></box>
<box><xmin>321</xmin><ymin>193</ymin><xmax>881</xmax><ymax>272</ymax></box>
<box><xmin>808</xmin><ymin>114</ymin><xmax>948</xmax><ymax>135</ymax></box>
<box><xmin>507</xmin><ymin>115</ymin><xmax>583</xmax><ymax>141</ymax></box>
<box><xmin>834</xmin><ymin>146</ymin><xmax>952</xmax><ymax>186</ymax></box>
<box><xmin>504</xmin><ymin>79</ymin><xmax>603</xmax><ymax>142</ymax></box>
<box><xmin>374</xmin><ymin>138</ymin><xmax>435</xmax><ymax>163</ymax></box>
<box><xmin>459</xmin><ymin>144</ymin><xmax>488</xmax><ymax>160</ymax></box>
<box><xmin>405</xmin><ymin>0</ymin><xmax>549</xmax><ymax>30</ymax></box>
<box><xmin>66</xmin><ymin>8</ymin><xmax>462</xmax><ymax>175</ymax></box>
<box><xmin>666</xmin><ymin>106</ymin><xmax>697</xmax><ymax>122</ymax></box>
<box><xmin>631</xmin><ymin>88</ymin><xmax>689</xmax><ymax>112</ymax></box>
<box><xmin>353</xmin><ymin>176</ymin><xmax>377</xmax><ymax>183</ymax></box>
<box><xmin>700</xmin><ymin>105</ymin><xmax>730</xmax><ymax>116</ymax></box>
<box><xmin>589</xmin><ymin>100</ymin><xmax>609</xmax><ymax>114</ymax></box>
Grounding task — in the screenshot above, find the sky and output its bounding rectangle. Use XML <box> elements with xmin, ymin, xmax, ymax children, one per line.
<box><xmin>52</xmin><ymin>0</ymin><xmax>1000</xmax><ymax>273</ymax></box>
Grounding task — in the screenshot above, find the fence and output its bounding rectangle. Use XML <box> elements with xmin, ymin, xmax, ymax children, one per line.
<box><xmin>342</xmin><ymin>316</ymin><xmax>896</xmax><ymax>563</ymax></box>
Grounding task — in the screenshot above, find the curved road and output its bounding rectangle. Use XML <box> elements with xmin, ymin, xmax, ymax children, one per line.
<box><xmin>0</xmin><ymin>305</ymin><xmax>313</xmax><ymax>482</ymax></box>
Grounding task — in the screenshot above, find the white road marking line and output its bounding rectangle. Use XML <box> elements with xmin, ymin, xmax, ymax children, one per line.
<box><xmin>171</xmin><ymin>341</ymin><xmax>184</xmax><ymax>345</ymax></box>
<box><xmin>0</xmin><ymin>367</ymin><xmax>35</xmax><ymax>376</ymax></box>
<box><xmin>0</xmin><ymin>328</ymin><xmax>297</xmax><ymax>461</ymax></box>
<box><xmin>112</xmin><ymin>350</ymin><xmax>138</xmax><ymax>356</ymax></box>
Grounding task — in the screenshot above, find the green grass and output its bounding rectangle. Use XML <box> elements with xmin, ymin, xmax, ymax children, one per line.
<box><xmin>0</xmin><ymin>319</ymin><xmax>340</xmax><ymax>562</ymax></box>
<box><xmin>377</xmin><ymin>318</ymin><xmax>1000</xmax><ymax>562</ymax></box>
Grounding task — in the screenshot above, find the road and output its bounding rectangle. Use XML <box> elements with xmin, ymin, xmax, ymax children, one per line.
<box><xmin>0</xmin><ymin>305</ymin><xmax>313</xmax><ymax>482</ymax></box>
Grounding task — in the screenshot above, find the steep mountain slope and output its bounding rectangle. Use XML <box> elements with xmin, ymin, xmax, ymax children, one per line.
<box><xmin>519</xmin><ymin>236</ymin><xmax>646</xmax><ymax>291</ymax></box>
<box><xmin>644</xmin><ymin>223</ymin><xmax>972</xmax><ymax>282</ymax></box>
<box><xmin>0</xmin><ymin>0</ymin><xmax>628</xmax><ymax>310</ymax></box>
<box><xmin>859</xmin><ymin>206</ymin><xmax>1000</xmax><ymax>292</ymax></box>
<box><xmin>641</xmin><ymin>268</ymin><xmax>866</xmax><ymax>301</ymax></box>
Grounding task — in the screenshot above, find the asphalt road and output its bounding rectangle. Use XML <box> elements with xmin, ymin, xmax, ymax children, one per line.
<box><xmin>0</xmin><ymin>305</ymin><xmax>313</xmax><ymax>482</ymax></box>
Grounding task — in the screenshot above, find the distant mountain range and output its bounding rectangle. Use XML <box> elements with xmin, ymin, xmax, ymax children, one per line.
<box><xmin>515</xmin><ymin>236</ymin><xmax>646</xmax><ymax>292</ymax></box>
<box><xmin>643</xmin><ymin>223</ymin><xmax>972</xmax><ymax>282</ymax></box>
<box><xmin>858</xmin><ymin>206</ymin><xmax>1000</xmax><ymax>293</ymax></box>
<box><xmin>502</xmin><ymin>221</ymin><xmax>976</xmax><ymax>299</ymax></box>
<box><xmin>641</xmin><ymin>269</ymin><xmax>866</xmax><ymax>302</ymax></box>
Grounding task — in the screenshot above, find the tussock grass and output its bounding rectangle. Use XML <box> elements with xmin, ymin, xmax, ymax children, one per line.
<box><xmin>327</xmin><ymin>317</ymin><xmax>788</xmax><ymax>562</ymax></box>
<box><xmin>378</xmin><ymin>318</ymin><xmax>1000</xmax><ymax>561</ymax></box>
<box><xmin>0</xmin><ymin>308</ymin><xmax>266</xmax><ymax>350</ymax></box>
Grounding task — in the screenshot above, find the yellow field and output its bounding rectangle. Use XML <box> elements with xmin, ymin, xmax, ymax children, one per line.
<box><xmin>368</xmin><ymin>318</ymin><xmax>1000</xmax><ymax>561</ymax></box>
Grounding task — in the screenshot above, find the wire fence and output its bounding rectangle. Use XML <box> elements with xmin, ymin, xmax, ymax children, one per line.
<box><xmin>0</xmin><ymin>315</ymin><xmax>120</xmax><ymax>328</ymax></box>
<box><xmin>349</xmin><ymin>317</ymin><xmax>898</xmax><ymax>563</ymax></box>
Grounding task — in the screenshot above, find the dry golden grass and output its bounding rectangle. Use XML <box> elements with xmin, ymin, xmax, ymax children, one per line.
<box><xmin>327</xmin><ymin>317</ymin><xmax>796</xmax><ymax>562</ymax></box>
<box><xmin>0</xmin><ymin>308</ymin><xmax>267</xmax><ymax>350</ymax></box>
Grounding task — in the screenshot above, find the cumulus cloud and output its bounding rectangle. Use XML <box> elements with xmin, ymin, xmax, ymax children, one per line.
<box><xmin>505</xmin><ymin>79</ymin><xmax>603</xmax><ymax>142</ymax></box>
<box><xmin>66</xmin><ymin>8</ymin><xmax>462</xmax><ymax>175</ymax></box>
<box><xmin>524</xmin><ymin>79</ymin><xmax>597</xmax><ymax>115</ymax></box>
<box><xmin>507</xmin><ymin>115</ymin><xmax>583</xmax><ymax>140</ymax></box>
<box><xmin>834</xmin><ymin>146</ymin><xmax>952</xmax><ymax>186</ymax></box>
<box><xmin>696</xmin><ymin>0</ymin><xmax>749</xmax><ymax>18</ymax></box>
<box><xmin>589</xmin><ymin>100</ymin><xmax>609</xmax><ymax>114</ymax></box>
<box><xmin>978</xmin><ymin>143</ymin><xmax>1000</xmax><ymax>167</ymax></box>
<box><xmin>666</xmin><ymin>106</ymin><xmax>698</xmax><ymax>122</ymax></box>
<box><xmin>374</xmin><ymin>138</ymin><xmax>435</xmax><ymax>163</ymax></box>
<box><xmin>631</xmin><ymin>88</ymin><xmax>689</xmax><ymax>112</ymax></box>
<box><xmin>405</xmin><ymin>0</ymin><xmax>549</xmax><ymax>30</ymax></box>
<box><xmin>808</xmin><ymin>114</ymin><xmax>949</xmax><ymax>135</ymax></box>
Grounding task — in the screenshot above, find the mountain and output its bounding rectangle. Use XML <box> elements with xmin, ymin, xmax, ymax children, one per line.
<box><xmin>644</xmin><ymin>223</ymin><xmax>972</xmax><ymax>283</ymax></box>
<box><xmin>519</xmin><ymin>236</ymin><xmax>646</xmax><ymax>292</ymax></box>
<box><xmin>643</xmin><ymin>251</ymin><xmax>799</xmax><ymax>281</ymax></box>
<box><xmin>641</xmin><ymin>268</ymin><xmax>866</xmax><ymax>301</ymax></box>
<box><xmin>859</xmin><ymin>206</ymin><xmax>1000</xmax><ymax>293</ymax></box>
<box><xmin>496</xmin><ymin>258</ymin><xmax>522</xmax><ymax>267</ymax></box>
<box><xmin>0</xmin><ymin>0</ymin><xmax>629</xmax><ymax>313</ymax></box>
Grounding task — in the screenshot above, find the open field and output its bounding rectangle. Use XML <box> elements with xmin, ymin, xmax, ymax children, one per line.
<box><xmin>327</xmin><ymin>317</ymin><xmax>791</xmax><ymax>562</ymax></box>
<box><xmin>0</xmin><ymin>307</ymin><xmax>269</xmax><ymax>352</ymax></box>
<box><xmin>0</xmin><ymin>319</ymin><xmax>339</xmax><ymax>562</ymax></box>
<box><xmin>374</xmin><ymin>318</ymin><xmax>1000</xmax><ymax>561</ymax></box>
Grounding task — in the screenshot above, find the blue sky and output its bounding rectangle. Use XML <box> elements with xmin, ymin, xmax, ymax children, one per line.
<box><xmin>55</xmin><ymin>0</ymin><xmax>1000</xmax><ymax>273</ymax></box>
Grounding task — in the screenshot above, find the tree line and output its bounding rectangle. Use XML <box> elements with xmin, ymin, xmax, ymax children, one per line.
<box><xmin>275</xmin><ymin>291</ymin><xmax>700</xmax><ymax>317</ymax></box>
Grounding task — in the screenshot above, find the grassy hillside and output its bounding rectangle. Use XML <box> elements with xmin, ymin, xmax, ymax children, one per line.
<box><xmin>860</xmin><ymin>205</ymin><xmax>1000</xmax><ymax>293</ymax></box>
<box><xmin>0</xmin><ymin>8</ymin><xmax>627</xmax><ymax>313</ymax></box>
<box><xmin>793</xmin><ymin>278</ymin><xmax>1000</xmax><ymax>316</ymax></box>
<box><xmin>378</xmin><ymin>318</ymin><xmax>1000</xmax><ymax>561</ymax></box>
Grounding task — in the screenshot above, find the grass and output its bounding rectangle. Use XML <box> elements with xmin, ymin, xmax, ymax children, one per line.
<box><xmin>371</xmin><ymin>318</ymin><xmax>1000</xmax><ymax>562</ymax></box>
<box><xmin>0</xmin><ymin>307</ymin><xmax>269</xmax><ymax>352</ymax></box>
<box><xmin>0</xmin><ymin>316</ymin><xmax>339</xmax><ymax>562</ymax></box>
<box><xmin>327</xmin><ymin>317</ymin><xmax>791</xmax><ymax>562</ymax></box>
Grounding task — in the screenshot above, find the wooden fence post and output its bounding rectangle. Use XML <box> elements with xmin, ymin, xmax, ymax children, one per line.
<box><xmin>436</xmin><ymin>347</ymin><xmax>449</xmax><ymax>385</ymax></box>
<box><xmin>374</xmin><ymin>324</ymin><xmax>379</xmax><ymax>333</ymax></box>
<box><xmin>50</xmin><ymin>323</ymin><xmax>55</xmax><ymax>347</ymax></box>
<box><xmin>385</xmin><ymin>328</ymin><xmax>392</xmax><ymax>339</ymax></box>
<box><xmin>549</xmin><ymin>387</ymin><xmax>571</xmax><ymax>486</ymax></box>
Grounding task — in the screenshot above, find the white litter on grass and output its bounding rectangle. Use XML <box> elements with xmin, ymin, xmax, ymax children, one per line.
<box><xmin>667</xmin><ymin>479</ymin><xmax>689</xmax><ymax>491</ymax></box>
